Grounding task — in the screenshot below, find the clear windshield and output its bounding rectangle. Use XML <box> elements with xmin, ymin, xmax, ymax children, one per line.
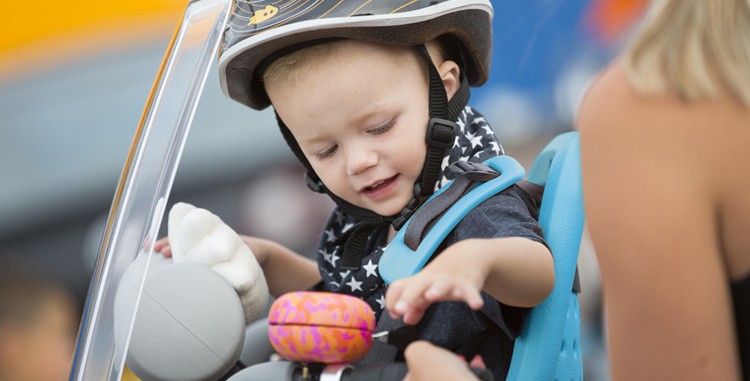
<box><xmin>68</xmin><ymin>0</ymin><xmax>232</xmax><ymax>379</ymax></box>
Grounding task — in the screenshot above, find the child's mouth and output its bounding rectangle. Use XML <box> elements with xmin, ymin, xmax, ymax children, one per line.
<box><xmin>362</xmin><ymin>175</ymin><xmax>398</xmax><ymax>198</ymax></box>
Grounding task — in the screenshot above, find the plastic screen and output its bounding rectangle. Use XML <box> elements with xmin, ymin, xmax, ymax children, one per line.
<box><xmin>68</xmin><ymin>0</ymin><xmax>232</xmax><ymax>379</ymax></box>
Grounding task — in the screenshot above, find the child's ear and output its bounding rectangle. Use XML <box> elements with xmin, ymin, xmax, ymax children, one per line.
<box><xmin>438</xmin><ymin>60</ymin><xmax>461</xmax><ymax>101</ymax></box>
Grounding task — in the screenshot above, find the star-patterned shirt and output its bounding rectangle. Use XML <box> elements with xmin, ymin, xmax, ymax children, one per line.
<box><xmin>313</xmin><ymin>106</ymin><xmax>520</xmax><ymax>316</ymax></box>
<box><xmin>310</xmin><ymin>106</ymin><xmax>547</xmax><ymax>381</ymax></box>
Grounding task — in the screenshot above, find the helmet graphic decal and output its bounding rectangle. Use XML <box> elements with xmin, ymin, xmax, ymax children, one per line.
<box><xmin>247</xmin><ymin>5</ymin><xmax>279</xmax><ymax>25</ymax></box>
<box><xmin>230</xmin><ymin>0</ymin><xmax>324</xmax><ymax>38</ymax></box>
<box><xmin>226</xmin><ymin>0</ymin><xmax>438</xmax><ymax>43</ymax></box>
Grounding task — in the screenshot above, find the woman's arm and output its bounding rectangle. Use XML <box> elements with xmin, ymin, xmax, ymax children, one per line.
<box><xmin>242</xmin><ymin>236</ymin><xmax>321</xmax><ymax>297</ymax></box>
<box><xmin>386</xmin><ymin>236</ymin><xmax>554</xmax><ymax>325</ymax></box>
<box><xmin>404</xmin><ymin>341</ymin><xmax>484</xmax><ymax>381</ymax></box>
<box><xmin>579</xmin><ymin>63</ymin><xmax>741</xmax><ymax>380</ymax></box>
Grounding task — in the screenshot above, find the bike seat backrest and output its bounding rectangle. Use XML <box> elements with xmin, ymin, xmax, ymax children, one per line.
<box><xmin>507</xmin><ymin>131</ymin><xmax>584</xmax><ymax>381</ymax></box>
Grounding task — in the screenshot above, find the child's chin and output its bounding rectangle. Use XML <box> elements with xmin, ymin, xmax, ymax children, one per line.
<box><xmin>370</xmin><ymin>204</ymin><xmax>405</xmax><ymax>218</ymax></box>
<box><xmin>354</xmin><ymin>197</ymin><xmax>409</xmax><ymax>218</ymax></box>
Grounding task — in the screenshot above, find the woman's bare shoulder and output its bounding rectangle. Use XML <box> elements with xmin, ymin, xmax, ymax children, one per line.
<box><xmin>577</xmin><ymin>60</ymin><xmax>633</xmax><ymax>132</ymax></box>
<box><xmin>578</xmin><ymin>60</ymin><xmax>676</xmax><ymax>137</ymax></box>
<box><xmin>579</xmin><ymin>59</ymin><xmax>749</xmax><ymax>138</ymax></box>
<box><xmin>579</xmin><ymin>58</ymin><xmax>750</xmax><ymax>280</ymax></box>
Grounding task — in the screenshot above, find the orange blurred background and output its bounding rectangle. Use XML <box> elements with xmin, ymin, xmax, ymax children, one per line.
<box><xmin>1</xmin><ymin>0</ymin><xmax>186</xmax><ymax>81</ymax></box>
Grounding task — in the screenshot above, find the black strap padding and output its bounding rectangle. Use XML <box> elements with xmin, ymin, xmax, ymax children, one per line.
<box><xmin>404</xmin><ymin>176</ymin><xmax>472</xmax><ymax>251</ymax></box>
<box><xmin>341</xmin><ymin>225</ymin><xmax>368</xmax><ymax>270</ymax></box>
<box><xmin>515</xmin><ymin>179</ymin><xmax>582</xmax><ymax>294</ymax></box>
<box><xmin>340</xmin><ymin>222</ymin><xmax>385</xmax><ymax>271</ymax></box>
<box><xmin>403</xmin><ymin>161</ymin><xmax>500</xmax><ymax>250</ymax></box>
<box><xmin>515</xmin><ymin>180</ymin><xmax>544</xmax><ymax>206</ymax></box>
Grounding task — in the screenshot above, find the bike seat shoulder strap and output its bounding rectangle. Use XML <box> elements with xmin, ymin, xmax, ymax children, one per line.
<box><xmin>379</xmin><ymin>155</ymin><xmax>526</xmax><ymax>284</ymax></box>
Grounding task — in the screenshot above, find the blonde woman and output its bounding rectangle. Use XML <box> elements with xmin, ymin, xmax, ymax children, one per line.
<box><xmin>578</xmin><ymin>0</ymin><xmax>750</xmax><ymax>379</ymax></box>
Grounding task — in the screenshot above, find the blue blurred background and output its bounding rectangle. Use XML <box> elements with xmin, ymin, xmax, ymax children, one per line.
<box><xmin>0</xmin><ymin>1</ymin><xmax>646</xmax><ymax>379</ymax></box>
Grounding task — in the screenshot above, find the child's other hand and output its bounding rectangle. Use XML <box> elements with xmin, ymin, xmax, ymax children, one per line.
<box><xmin>385</xmin><ymin>248</ymin><xmax>485</xmax><ymax>325</ymax></box>
<box><xmin>153</xmin><ymin>237</ymin><xmax>172</xmax><ymax>258</ymax></box>
<box><xmin>403</xmin><ymin>340</ymin><xmax>483</xmax><ymax>381</ymax></box>
<box><xmin>167</xmin><ymin>202</ymin><xmax>269</xmax><ymax>323</ymax></box>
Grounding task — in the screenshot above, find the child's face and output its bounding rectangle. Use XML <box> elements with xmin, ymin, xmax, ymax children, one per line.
<box><xmin>266</xmin><ymin>41</ymin><xmax>431</xmax><ymax>216</ymax></box>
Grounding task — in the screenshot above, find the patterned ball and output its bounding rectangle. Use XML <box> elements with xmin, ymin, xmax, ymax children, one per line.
<box><xmin>268</xmin><ymin>291</ymin><xmax>376</xmax><ymax>364</ymax></box>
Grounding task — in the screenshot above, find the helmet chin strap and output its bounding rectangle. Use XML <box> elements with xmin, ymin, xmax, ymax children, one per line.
<box><xmin>274</xmin><ymin>44</ymin><xmax>470</xmax><ymax>270</ymax></box>
<box><xmin>391</xmin><ymin>45</ymin><xmax>470</xmax><ymax>230</ymax></box>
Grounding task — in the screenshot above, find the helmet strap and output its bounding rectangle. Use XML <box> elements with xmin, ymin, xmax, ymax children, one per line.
<box><xmin>391</xmin><ymin>45</ymin><xmax>470</xmax><ymax>230</ymax></box>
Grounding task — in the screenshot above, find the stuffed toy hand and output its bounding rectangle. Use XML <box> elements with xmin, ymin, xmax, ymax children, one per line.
<box><xmin>167</xmin><ymin>202</ymin><xmax>269</xmax><ymax>324</ymax></box>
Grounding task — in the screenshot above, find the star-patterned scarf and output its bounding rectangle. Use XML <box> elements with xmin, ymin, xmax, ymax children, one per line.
<box><xmin>314</xmin><ymin>105</ymin><xmax>504</xmax><ymax>319</ymax></box>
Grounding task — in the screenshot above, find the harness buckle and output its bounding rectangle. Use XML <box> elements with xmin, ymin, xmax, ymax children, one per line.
<box><xmin>426</xmin><ymin>118</ymin><xmax>457</xmax><ymax>149</ymax></box>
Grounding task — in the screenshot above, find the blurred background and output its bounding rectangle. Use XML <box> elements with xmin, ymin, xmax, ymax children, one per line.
<box><xmin>0</xmin><ymin>0</ymin><xmax>646</xmax><ymax>380</ymax></box>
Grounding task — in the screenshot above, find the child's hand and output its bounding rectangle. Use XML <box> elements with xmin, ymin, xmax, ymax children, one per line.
<box><xmin>167</xmin><ymin>202</ymin><xmax>269</xmax><ymax>323</ymax></box>
<box><xmin>385</xmin><ymin>247</ymin><xmax>485</xmax><ymax>325</ymax></box>
<box><xmin>153</xmin><ymin>237</ymin><xmax>172</xmax><ymax>258</ymax></box>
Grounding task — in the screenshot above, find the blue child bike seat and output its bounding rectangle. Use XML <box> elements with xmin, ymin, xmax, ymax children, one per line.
<box><xmin>379</xmin><ymin>131</ymin><xmax>585</xmax><ymax>381</ymax></box>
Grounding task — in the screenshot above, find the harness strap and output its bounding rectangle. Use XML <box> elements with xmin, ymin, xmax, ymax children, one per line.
<box><xmin>343</xmin><ymin>46</ymin><xmax>470</xmax><ymax>270</ymax></box>
<box><xmin>404</xmin><ymin>161</ymin><xmax>500</xmax><ymax>251</ymax></box>
<box><xmin>515</xmin><ymin>179</ymin><xmax>581</xmax><ymax>293</ymax></box>
<box><xmin>404</xmin><ymin>176</ymin><xmax>471</xmax><ymax>251</ymax></box>
<box><xmin>380</xmin><ymin>156</ymin><xmax>526</xmax><ymax>284</ymax></box>
<box><xmin>515</xmin><ymin>180</ymin><xmax>544</xmax><ymax>206</ymax></box>
<box><xmin>383</xmin><ymin>157</ymin><xmax>583</xmax><ymax>294</ymax></box>
<box><xmin>341</xmin><ymin>223</ymin><xmax>377</xmax><ymax>270</ymax></box>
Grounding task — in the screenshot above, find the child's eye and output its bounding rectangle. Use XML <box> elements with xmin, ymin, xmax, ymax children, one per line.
<box><xmin>369</xmin><ymin>119</ymin><xmax>395</xmax><ymax>135</ymax></box>
<box><xmin>315</xmin><ymin>145</ymin><xmax>338</xmax><ymax>160</ymax></box>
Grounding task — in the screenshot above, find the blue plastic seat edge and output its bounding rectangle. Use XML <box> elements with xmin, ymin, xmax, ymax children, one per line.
<box><xmin>506</xmin><ymin>131</ymin><xmax>585</xmax><ymax>381</ymax></box>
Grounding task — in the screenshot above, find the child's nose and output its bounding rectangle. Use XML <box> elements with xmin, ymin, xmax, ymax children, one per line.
<box><xmin>346</xmin><ymin>146</ymin><xmax>378</xmax><ymax>176</ymax></box>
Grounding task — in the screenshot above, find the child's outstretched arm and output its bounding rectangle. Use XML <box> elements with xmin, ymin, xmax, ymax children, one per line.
<box><xmin>240</xmin><ymin>236</ymin><xmax>321</xmax><ymax>297</ymax></box>
<box><xmin>385</xmin><ymin>237</ymin><xmax>554</xmax><ymax>325</ymax></box>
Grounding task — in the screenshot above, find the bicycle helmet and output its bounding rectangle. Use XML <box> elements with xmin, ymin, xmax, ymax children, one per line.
<box><xmin>218</xmin><ymin>0</ymin><xmax>493</xmax><ymax>110</ymax></box>
<box><xmin>218</xmin><ymin>0</ymin><xmax>494</xmax><ymax>269</ymax></box>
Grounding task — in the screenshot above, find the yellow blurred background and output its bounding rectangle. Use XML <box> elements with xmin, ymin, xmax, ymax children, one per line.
<box><xmin>1</xmin><ymin>0</ymin><xmax>185</xmax><ymax>80</ymax></box>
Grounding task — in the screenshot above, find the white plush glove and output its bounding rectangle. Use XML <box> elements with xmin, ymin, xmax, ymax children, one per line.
<box><xmin>167</xmin><ymin>202</ymin><xmax>269</xmax><ymax>324</ymax></box>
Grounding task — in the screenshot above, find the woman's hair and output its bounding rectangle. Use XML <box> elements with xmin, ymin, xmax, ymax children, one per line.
<box><xmin>623</xmin><ymin>0</ymin><xmax>750</xmax><ymax>106</ymax></box>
